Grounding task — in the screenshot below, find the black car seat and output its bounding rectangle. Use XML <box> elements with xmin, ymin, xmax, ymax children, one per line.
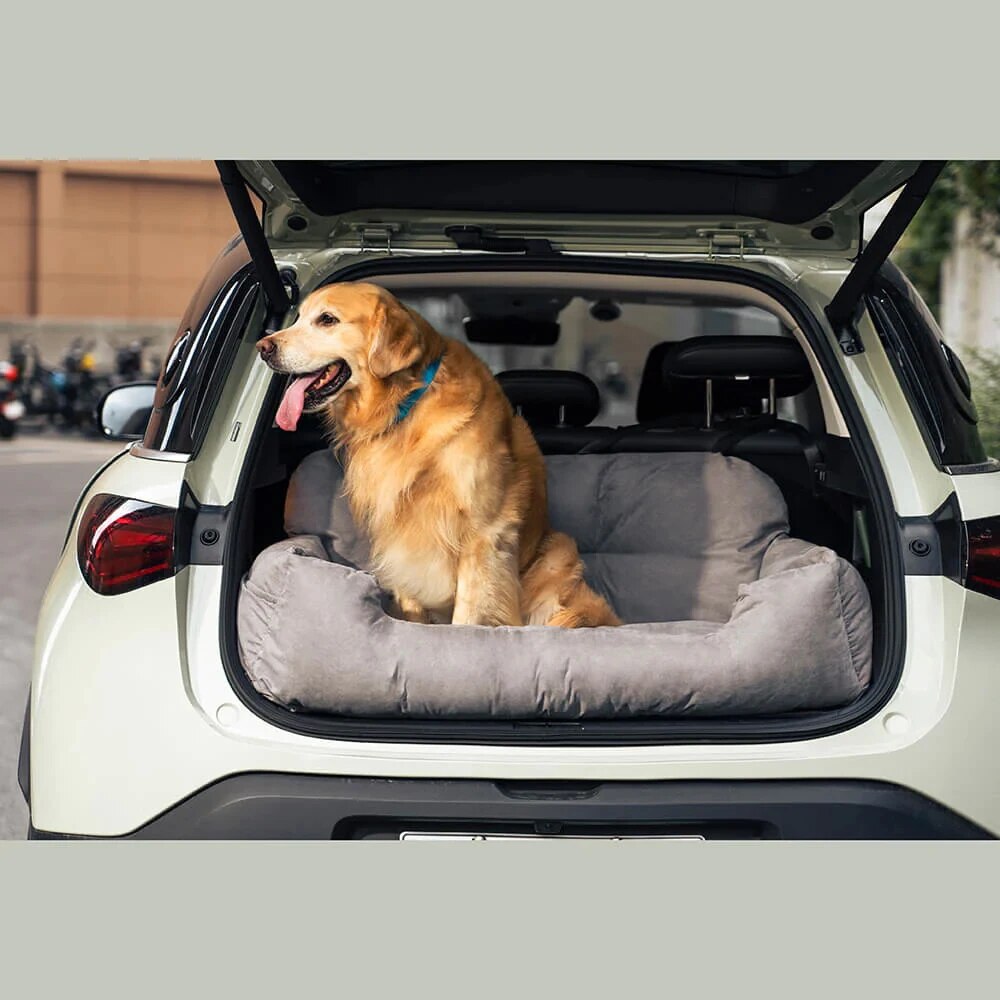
<box><xmin>587</xmin><ymin>336</ymin><xmax>820</xmax><ymax>470</ymax></box>
<box><xmin>496</xmin><ymin>370</ymin><xmax>615</xmax><ymax>452</ymax></box>
<box><xmin>635</xmin><ymin>335</ymin><xmax>813</xmax><ymax>429</ymax></box>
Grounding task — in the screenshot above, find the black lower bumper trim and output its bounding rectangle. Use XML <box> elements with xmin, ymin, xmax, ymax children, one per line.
<box><xmin>28</xmin><ymin>775</ymin><xmax>993</xmax><ymax>840</ymax></box>
<box><xmin>17</xmin><ymin>695</ymin><xmax>29</xmax><ymax>806</ymax></box>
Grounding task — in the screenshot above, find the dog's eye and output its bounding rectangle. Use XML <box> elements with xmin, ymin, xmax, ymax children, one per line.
<box><xmin>317</xmin><ymin>312</ymin><xmax>339</xmax><ymax>327</ymax></box>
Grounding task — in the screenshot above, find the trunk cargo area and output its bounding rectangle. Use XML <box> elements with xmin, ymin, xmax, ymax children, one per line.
<box><xmin>216</xmin><ymin>259</ymin><xmax>904</xmax><ymax>745</ymax></box>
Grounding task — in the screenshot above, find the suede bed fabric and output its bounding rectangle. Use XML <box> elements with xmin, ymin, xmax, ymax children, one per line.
<box><xmin>238</xmin><ymin>449</ymin><xmax>873</xmax><ymax>719</ymax></box>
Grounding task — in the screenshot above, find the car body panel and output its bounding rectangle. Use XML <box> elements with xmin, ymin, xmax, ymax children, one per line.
<box><xmin>27</xmin><ymin>237</ymin><xmax>1000</xmax><ymax>838</ymax></box>
<box><xmin>29</xmin><ymin>560</ymin><xmax>990</xmax><ymax>836</ymax></box>
<box><xmin>951</xmin><ymin>471</ymin><xmax>1000</xmax><ymax>520</ymax></box>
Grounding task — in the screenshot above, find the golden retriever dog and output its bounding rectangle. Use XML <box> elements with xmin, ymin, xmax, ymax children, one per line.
<box><xmin>256</xmin><ymin>281</ymin><xmax>621</xmax><ymax>629</ymax></box>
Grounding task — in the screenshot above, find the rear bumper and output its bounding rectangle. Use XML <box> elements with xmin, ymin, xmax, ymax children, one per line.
<box><xmin>27</xmin><ymin>775</ymin><xmax>993</xmax><ymax>840</ymax></box>
<box><xmin>29</xmin><ymin>556</ymin><xmax>1000</xmax><ymax>836</ymax></box>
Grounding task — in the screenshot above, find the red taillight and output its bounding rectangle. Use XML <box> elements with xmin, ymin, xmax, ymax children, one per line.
<box><xmin>77</xmin><ymin>494</ymin><xmax>177</xmax><ymax>596</ymax></box>
<box><xmin>965</xmin><ymin>516</ymin><xmax>1000</xmax><ymax>600</ymax></box>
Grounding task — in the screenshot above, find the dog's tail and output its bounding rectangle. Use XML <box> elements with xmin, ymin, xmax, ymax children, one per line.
<box><xmin>521</xmin><ymin>531</ymin><xmax>622</xmax><ymax>628</ymax></box>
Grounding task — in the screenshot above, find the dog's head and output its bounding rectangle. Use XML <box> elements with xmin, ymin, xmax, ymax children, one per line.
<box><xmin>256</xmin><ymin>282</ymin><xmax>432</xmax><ymax>432</ymax></box>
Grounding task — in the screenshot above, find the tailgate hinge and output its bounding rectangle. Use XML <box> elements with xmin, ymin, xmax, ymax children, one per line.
<box><xmin>698</xmin><ymin>228</ymin><xmax>759</xmax><ymax>259</ymax></box>
<box><xmin>350</xmin><ymin>223</ymin><xmax>402</xmax><ymax>254</ymax></box>
<box><xmin>834</xmin><ymin>315</ymin><xmax>866</xmax><ymax>356</ymax></box>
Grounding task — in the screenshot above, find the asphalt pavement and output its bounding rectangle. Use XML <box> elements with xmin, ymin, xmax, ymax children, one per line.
<box><xmin>0</xmin><ymin>431</ymin><xmax>124</xmax><ymax>838</ymax></box>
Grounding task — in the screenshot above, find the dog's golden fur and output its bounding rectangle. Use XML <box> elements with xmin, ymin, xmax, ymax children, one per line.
<box><xmin>258</xmin><ymin>281</ymin><xmax>621</xmax><ymax>629</ymax></box>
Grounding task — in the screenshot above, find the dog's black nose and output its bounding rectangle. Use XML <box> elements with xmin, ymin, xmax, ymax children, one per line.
<box><xmin>257</xmin><ymin>338</ymin><xmax>276</xmax><ymax>360</ymax></box>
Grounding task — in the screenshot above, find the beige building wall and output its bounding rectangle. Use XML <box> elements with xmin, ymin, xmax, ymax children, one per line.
<box><xmin>0</xmin><ymin>160</ymin><xmax>241</xmax><ymax>372</ymax></box>
<box><xmin>0</xmin><ymin>160</ymin><xmax>237</xmax><ymax>321</ymax></box>
<box><xmin>0</xmin><ymin>169</ymin><xmax>35</xmax><ymax>316</ymax></box>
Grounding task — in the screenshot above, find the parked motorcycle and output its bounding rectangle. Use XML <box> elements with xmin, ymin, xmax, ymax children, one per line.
<box><xmin>111</xmin><ymin>336</ymin><xmax>153</xmax><ymax>385</ymax></box>
<box><xmin>8</xmin><ymin>339</ymin><xmax>29</xmax><ymax>386</ymax></box>
<box><xmin>59</xmin><ymin>339</ymin><xmax>112</xmax><ymax>431</ymax></box>
<box><xmin>0</xmin><ymin>360</ymin><xmax>25</xmax><ymax>439</ymax></box>
<box><xmin>16</xmin><ymin>343</ymin><xmax>63</xmax><ymax>422</ymax></box>
<box><xmin>6</xmin><ymin>336</ymin><xmax>157</xmax><ymax>435</ymax></box>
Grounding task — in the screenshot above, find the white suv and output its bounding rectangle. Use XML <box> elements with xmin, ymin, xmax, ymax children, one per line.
<box><xmin>19</xmin><ymin>160</ymin><xmax>1000</xmax><ymax>839</ymax></box>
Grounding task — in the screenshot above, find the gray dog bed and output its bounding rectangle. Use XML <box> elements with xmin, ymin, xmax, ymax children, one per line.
<box><xmin>237</xmin><ymin>450</ymin><xmax>873</xmax><ymax>718</ymax></box>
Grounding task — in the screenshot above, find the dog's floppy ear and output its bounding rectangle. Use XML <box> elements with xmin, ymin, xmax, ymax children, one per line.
<box><xmin>367</xmin><ymin>297</ymin><xmax>423</xmax><ymax>379</ymax></box>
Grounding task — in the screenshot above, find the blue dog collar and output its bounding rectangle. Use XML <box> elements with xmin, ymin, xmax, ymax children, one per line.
<box><xmin>394</xmin><ymin>356</ymin><xmax>442</xmax><ymax>423</ymax></box>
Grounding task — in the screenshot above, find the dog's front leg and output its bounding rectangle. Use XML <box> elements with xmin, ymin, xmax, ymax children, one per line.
<box><xmin>452</xmin><ymin>529</ymin><xmax>523</xmax><ymax>627</ymax></box>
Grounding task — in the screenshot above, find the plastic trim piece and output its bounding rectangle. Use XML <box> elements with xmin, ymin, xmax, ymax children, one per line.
<box><xmin>28</xmin><ymin>775</ymin><xmax>993</xmax><ymax>840</ymax></box>
<box><xmin>17</xmin><ymin>696</ymin><xmax>29</xmax><ymax>807</ymax></box>
<box><xmin>898</xmin><ymin>494</ymin><xmax>965</xmax><ymax>580</ymax></box>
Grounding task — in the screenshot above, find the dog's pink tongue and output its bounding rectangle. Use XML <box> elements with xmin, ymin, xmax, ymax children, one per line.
<box><xmin>275</xmin><ymin>375</ymin><xmax>316</xmax><ymax>432</ymax></box>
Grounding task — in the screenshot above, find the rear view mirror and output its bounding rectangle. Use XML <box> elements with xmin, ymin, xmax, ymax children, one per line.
<box><xmin>96</xmin><ymin>382</ymin><xmax>157</xmax><ymax>441</ymax></box>
<box><xmin>464</xmin><ymin>317</ymin><xmax>560</xmax><ymax>346</ymax></box>
<box><xmin>462</xmin><ymin>291</ymin><xmax>569</xmax><ymax>346</ymax></box>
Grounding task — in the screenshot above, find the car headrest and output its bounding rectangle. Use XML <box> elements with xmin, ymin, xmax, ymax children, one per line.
<box><xmin>636</xmin><ymin>336</ymin><xmax>812</xmax><ymax>423</ymax></box>
<box><xmin>497</xmin><ymin>370</ymin><xmax>601</xmax><ymax>427</ymax></box>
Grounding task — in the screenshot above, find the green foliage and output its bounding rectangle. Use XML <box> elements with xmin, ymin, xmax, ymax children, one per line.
<box><xmin>892</xmin><ymin>166</ymin><xmax>959</xmax><ymax>317</ymax></box>
<box><xmin>893</xmin><ymin>161</ymin><xmax>1000</xmax><ymax>317</ymax></box>
<box><xmin>966</xmin><ymin>348</ymin><xmax>1000</xmax><ymax>460</ymax></box>
<box><xmin>892</xmin><ymin>162</ymin><xmax>1000</xmax><ymax>457</ymax></box>
<box><xmin>953</xmin><ymin>162</ymin><xmax>1000</xmax><ymax>253</ymax></box>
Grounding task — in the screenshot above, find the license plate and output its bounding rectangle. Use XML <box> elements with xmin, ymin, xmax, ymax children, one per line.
<box><xmin>399</xmin><ymin>832</ymin><xmax>705</xmax><ymax>841</ymax></box>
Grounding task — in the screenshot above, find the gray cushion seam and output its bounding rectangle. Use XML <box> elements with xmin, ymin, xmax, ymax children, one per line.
<box><xmin>759</xmin><ymin>532</ymin><xmax>786</xmax><ymax>577</ymax></box>
<box><xmin>250</xmin><ymin>549</ymin><xmax>296</xmax><ymax>682</ymax></box>
<box><xmin>834</xmin><ymin>559</ymin><xmax>864</xmax><ymax>685</ymax></box>
<box><xmin>237</xmin><ymin>576</ymin><xmax>268</xmax><ymax>674</ymax></box>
